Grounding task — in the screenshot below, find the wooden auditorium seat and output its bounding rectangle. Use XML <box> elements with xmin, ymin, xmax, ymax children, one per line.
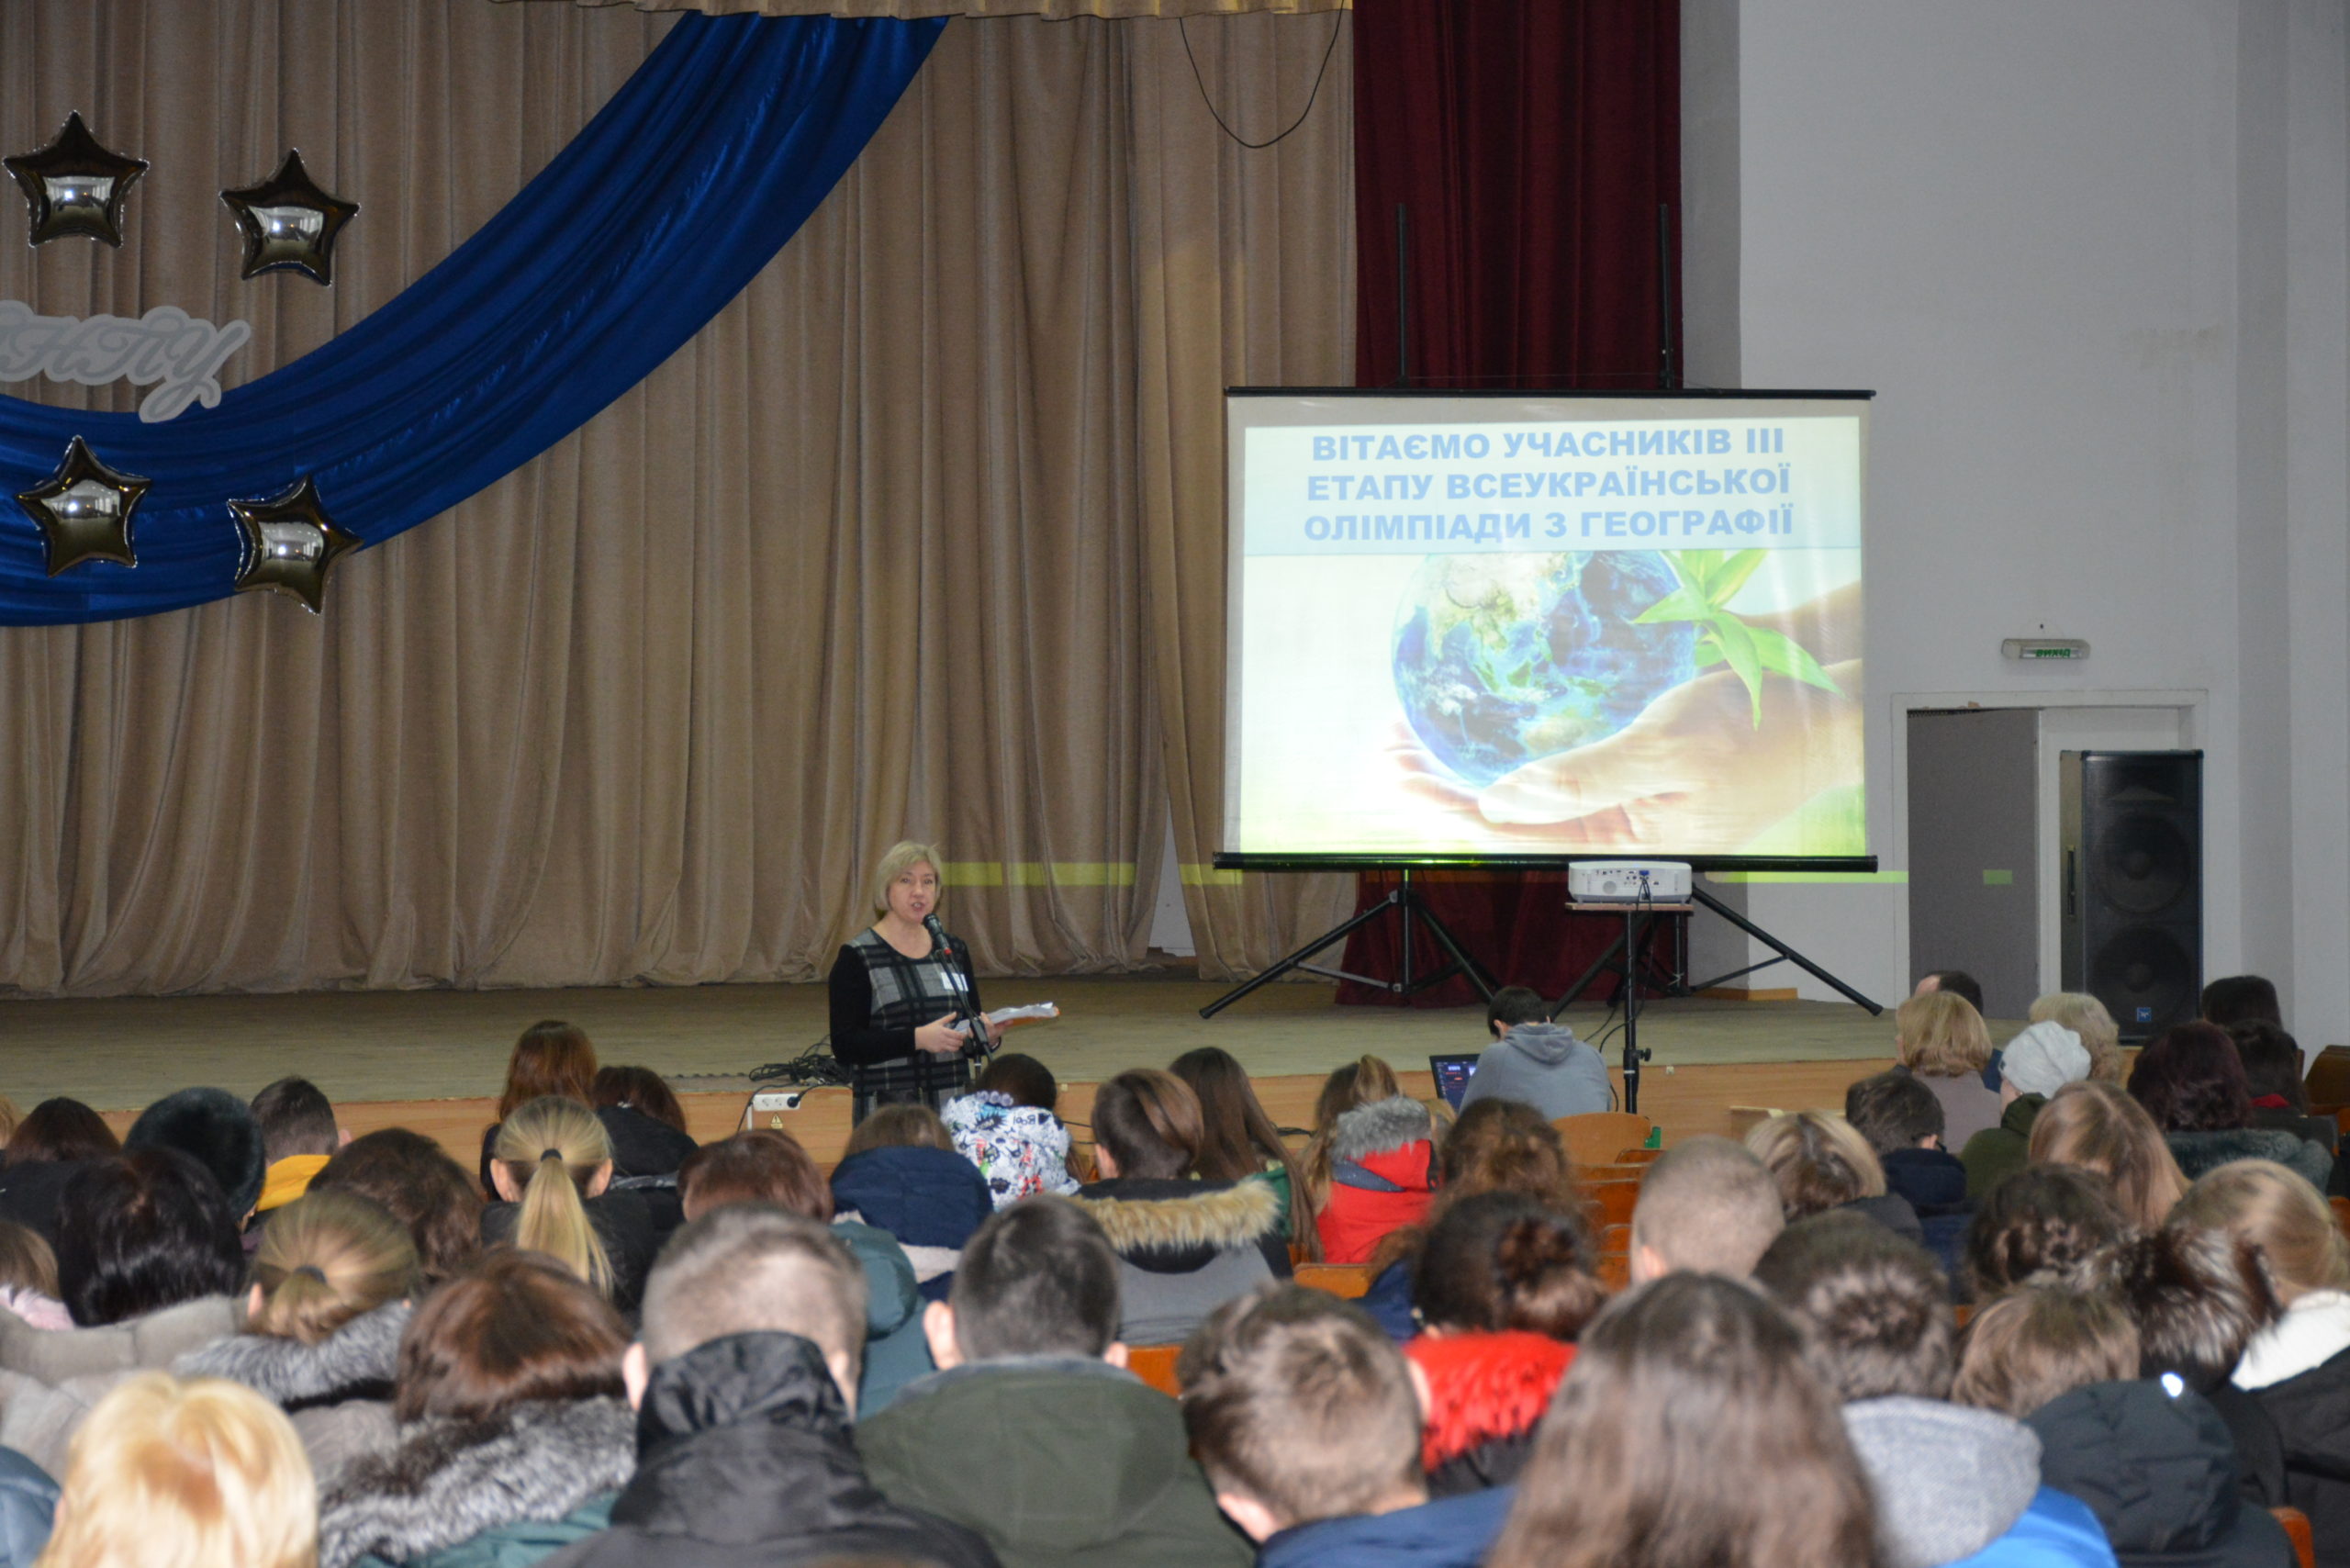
<box><xmin>1584</xmin><ymin>1178</ymin><xmax>1642</xmax><ymax>1229</ymax></box>
<box><xmin>1554</xmin><ymin>1111</ymin><xmax>1653</xmax><ymax>1166</ymax></box>
<box><xmin>1125</xmin><ymin>1343</ymin><xmax>1181</xmax><ymax>1396</ymax></box>
<box><xmin>1293</xmin><ymin>1262</ymin><xmax>1375</xmax><ymax>1299</ymax></box>
<box><xmin>2274</xmin><ymin>1506</ymin><xmax>2314</xmax><ymax>1568</ymax></box>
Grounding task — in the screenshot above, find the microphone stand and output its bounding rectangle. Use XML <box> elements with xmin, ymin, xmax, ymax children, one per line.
<box><xmin>925</xmin><ymin>914</ymin><xmax>994</xmax><ymax>1064</ymax></box>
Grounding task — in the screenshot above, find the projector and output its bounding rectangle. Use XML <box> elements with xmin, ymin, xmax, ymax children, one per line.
<box><xmin>1569</xmin><ymin>860</ymin><xmax>1693</xmax><ymax>903</ymax></box>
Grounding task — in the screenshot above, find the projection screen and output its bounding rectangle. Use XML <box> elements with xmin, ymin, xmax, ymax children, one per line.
<box><xmin>1220</xmin><ymin>389</ymin><xmax>1873</xmax><ymax>869</ymax></box>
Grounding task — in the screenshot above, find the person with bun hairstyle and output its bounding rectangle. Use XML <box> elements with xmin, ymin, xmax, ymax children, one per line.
<box><xmin>1403</xmin><ymin>1193</ymin><xmax>1605</xmax><ymax>1496</ymax></box>
<box><xmin>1072</xmin><ymin>1070</ymin><xmax>1287</xmax><ymax>1345</ymax></box>
<box><xmin>318</xmin><ymin>1252</ymin><xmax>635</xmax><ymax>1568</ymax></box>
<box><xmin>174</xmin><ymin>1191</ymin><xmax>420</xmax><ymax>1488</ymax></box>
<box><xmin>1962</xmin><ymin>1166</ymin><xmax>2131</xmax><ymax>1303</ymax></box>
<box><xmin>483</xmin><ymin>1098</ymin><xmax>655</xmax><ymax>1313</ymax></box>
<box><xmin>1487</xmin><ymin>1272</ymin><xmax>1886</xmax><ymax>1568</ymax></box>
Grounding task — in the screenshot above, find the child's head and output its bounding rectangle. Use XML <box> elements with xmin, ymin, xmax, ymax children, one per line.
<box><xmin>0</xmin><ymin>1219</ymin><xmax>57</xmax><ymax>1300</ymax></box>
<box><xmin>248</xmin><ymin>1190</ymin><xmax>420</xmax><ymax>1344</ymax></box>
<box><xmin>1181</xmin><ymin>1286</ymin><xmax>1427</xmax><ymax>1540</ymax></box>
<box><xmin>677</xmin><ymin>1129</ymin><xmax>833</xmax><ymax>1222</ymax></box>
<box><xmin>1090</xmin><ymin>1070</ymin><xmax>1204</xmax><ymax>1182</ymax></box>
<box><xmin>1895</xmin><ymin>991</ymin><xmax>1992</xmax><ymax>1079</ymax></box>
<box><xmin>974</xmin><ymin>1052</ymin><xmax>1058</xmax><ymax>1112</ymax></box>
<box><xmin>1628</xmin><ymin>1136</ymin><xmax>1785</xmax><ymax>1283</ymax></box>
<box><xmin>1436</xmin><ymin>1098</ymin><xmax>1574</xmax><ymax>1208</ymax></box>
<box><xmin>397</xmin><ymin>1251</ymin><xmax>627</xmax><ymax>1423</ymax></box>
<box><xmin>1744</xmin><ymin>1112</ymin><xmax>1886</xmax><ymax>1221</ymax></box>
<box><xmin>639</xmin><ymin>1205</ymin><xmax>868</xmax><ymax>1415</ymax></box>
<box><xmin>247</xmin><ymin>1078</ymin><xmax>339</xmax><ymax>1166</ymax></box>
<box><xmin>2173</xmin><ymin>1159</ymin><xmax>2349</xmax><ymax>1304</ymax></box>
<box><xmin>308</xmin><ymin>1128</ymin><xmax>485</xmax><ymax>1285</ymax></box>
<box><xmin>928</xmin><ymin>1194</ymin><xmax>1119</xmax><ymax>1366</ymax></box>
<box><xmin>1951</xmin><ymin>1287</ymin><xmax>2139</xmax><ymax>1418</ymax></box>
<box><xmin>1842</xmin><ymin>1071</ymin><xmax>1945</xmax><ymax>1157</ymax></box>
<box><xmin>488</xmin><ymin>1096</ymin><xmax>615</xmax><ymax>1296</ymax></box>
<box><xmin>591</xmin><ymin>1066</ymin><xmax>688</xmax><ymax>1135</ymax></box>
<box><xmin>1484</xmin><ymin>986</ymin><xmax>1549</xmax><ymax>1038</ymax></box>
<box><xmin>842</xmin><ymin>1103</ymin><xmax>954</xmax><ymax>1159</ymax></box>
<box><xmin>1753</xmin><ymin>1211</ymin><xmax>1953</xmax><ymax>1402</ymax></box>
<box><xmin>2026</xmin><ymin>1080</ymin><xmax>2188</xmax><ymax>1229</ymax></box>
<box><xmin>1963</xmin><ymin>1165</ymin><xmax>2131</xmax><ymax>1300</ymax></box>
<box><xmin>1412</xmin><ymin>1193</ymin><xmax>1604</xmax><ymax>1340</ymax></box>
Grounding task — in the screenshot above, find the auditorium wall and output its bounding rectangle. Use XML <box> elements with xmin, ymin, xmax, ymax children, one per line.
<box><xmin>1682</xmin><ymin>0</ymin><xmax>2350</xmax><ymax>1041</ymax></box>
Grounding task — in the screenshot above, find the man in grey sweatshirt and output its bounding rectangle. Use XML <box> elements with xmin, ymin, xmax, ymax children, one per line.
<box><xmin>1459</xmin><ymin>1018</ymin><xmax>1610</xmax><ymax>1120</ymax></box>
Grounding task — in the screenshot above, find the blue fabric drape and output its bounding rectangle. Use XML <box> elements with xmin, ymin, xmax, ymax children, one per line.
<box><xmin>0</xmin><ymin>14</ymin><xmax>944</xmax><ymax>624</ymax></box>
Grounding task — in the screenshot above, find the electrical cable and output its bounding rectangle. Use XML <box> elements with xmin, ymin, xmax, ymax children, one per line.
<box><xmin>1179</xmin><ymin>8</ymin><xmax>1344</xmax><ymax>151</ymax></box>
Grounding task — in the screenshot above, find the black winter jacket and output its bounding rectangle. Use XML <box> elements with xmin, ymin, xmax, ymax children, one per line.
<box><xmin>2248</xmin><ymin>1343</ymin><xmax>2350</xmax><ymax>1567</ymax></box>
<box><xmin>541</xmin><ymin>1332</ymin><xmax>998</xmax><ymax>1568</ymax></box>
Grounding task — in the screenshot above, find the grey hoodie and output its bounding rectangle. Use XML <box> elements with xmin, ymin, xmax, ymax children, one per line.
<box><xmin>1459</xmin><ymin>1023</ymin><xmax>1611</xmax><ymax>1121</ymax></box>
<box><xmin>1843</xmin><ymin>1396</ymin><xmax>2042</xmax><ymax>1568</ymax></box>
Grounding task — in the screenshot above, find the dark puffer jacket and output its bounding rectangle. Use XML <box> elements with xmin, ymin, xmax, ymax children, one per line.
<box><xmin>541</xmin><ymin>1332</ymin><xmax>998</xmax><ymax>1568</ymax></box>
<box><xmin>2029</xmin><ymin>1380</ymin><xmax>2294</xmax><ymax>1568</ymax></box>
<box><xmin>829</xmin><ymin>1145</ymin><xmax>994</xmax><ymax>1304</ymax></box>
<box><xmin>2244</xmin><ymin>1339</ymin><xmax>2350</xmax><ymax>1566</ymax></box>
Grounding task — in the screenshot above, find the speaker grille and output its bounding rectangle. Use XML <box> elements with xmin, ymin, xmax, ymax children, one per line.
<box><xmin>2094</xmin><ymin>812</ymin><xmax>2195</xmax><ymax>915</ymax></box>
<box><xmin>2087</xmin><ymin>925</ymin><xmax>2198</xmax><ymax>1031</ymax></box>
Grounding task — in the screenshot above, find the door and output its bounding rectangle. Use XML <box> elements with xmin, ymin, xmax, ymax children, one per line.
<box><xmin>1908</xmin><ymin>709</ymin><xmax>2038</xmax><ymax>1021</ymax></box>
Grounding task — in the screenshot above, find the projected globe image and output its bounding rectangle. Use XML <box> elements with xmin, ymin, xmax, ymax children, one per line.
<box><xmin>1392</xmin><ymin>552</ymin><xmax>1700</xmax><ymax>787</ymax></box>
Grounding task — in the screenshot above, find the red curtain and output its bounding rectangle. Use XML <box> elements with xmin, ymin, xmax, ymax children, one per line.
<box><xmin>1337</xmin><ymin>0</ymin><xmax>1681</xmax><ymax>1006</ymax></box>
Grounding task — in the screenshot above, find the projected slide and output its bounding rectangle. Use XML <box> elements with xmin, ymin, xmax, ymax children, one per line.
<box><xmin>1224</xmin><ymin>391</ymin><xmax>1869</xmax><ymax>864</ymax></box>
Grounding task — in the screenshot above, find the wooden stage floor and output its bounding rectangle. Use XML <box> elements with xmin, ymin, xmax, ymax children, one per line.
<box><xmin>5</xmin><ymin>975</ymin><xmax>1964</xmax><ymax>1167</ymax></box>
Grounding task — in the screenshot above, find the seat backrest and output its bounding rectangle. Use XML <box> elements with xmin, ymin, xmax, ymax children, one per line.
<box><xmin>1126</xmin><ymin>1342</ymin><xmax>1181</xmax><ymax>1397</ymax></box>
<box><xmin>2273</xmin><ymin>1506</ymin><xmax>2314</xmax><ymax>1568</ymax></box>
<box><xmin>1294</xmin><ymin>1262</ymin><xmax>1375</xmax><ymax>1299</ymax></box>
<box><xmin>1584</xmin><ymin>1178</ymin><xmax>1642</xmax><ymax>1229</ymax></box>
<box><xmin>1553</xmin><ymin>1112</ymin><xmax>1654</xmax><ymax>1166</ymax></box>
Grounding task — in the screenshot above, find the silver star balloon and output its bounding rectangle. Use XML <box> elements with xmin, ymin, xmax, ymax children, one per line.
<box><xmin>220</xmin><ymin>151</ymin><xmax>357</xmax><ymax>285</ymax></box>
<box><xmin>229</xmin><ymin>476</ymin><xmax>360</xmax><ymax>612</ymax></box>
<box><xmin>14</xmin><ymin>435</ymin><xmax>151</xmax><ymax>575</ymax></box>
<box><xmin>4</xmin><ymin>113</ymin><xmax>148</xmax><ymax>247</ymax></box>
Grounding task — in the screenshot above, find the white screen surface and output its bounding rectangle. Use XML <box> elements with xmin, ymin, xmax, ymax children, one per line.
<box><xmin>1223</xmin><ymin>392</ymin><xmax>1869</xmax><ymax>863</ymax></box>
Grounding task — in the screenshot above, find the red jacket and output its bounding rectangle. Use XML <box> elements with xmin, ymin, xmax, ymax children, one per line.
<box><xmin>1315</xmin><ymin>1097</ymin><xmax>1439</xmax><ymax>1264</ymax></box>
<box><xmin>1405</xmin><ymin>1330</ymin><xmax>1577</xmax><ymax>1470</ymax></box>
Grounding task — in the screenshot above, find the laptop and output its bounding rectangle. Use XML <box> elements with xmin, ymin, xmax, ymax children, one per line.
<box><xmin>1429</xmin><ymin>1052</ymin><xmax>1482</xmax><ymax>1111</ymax></box>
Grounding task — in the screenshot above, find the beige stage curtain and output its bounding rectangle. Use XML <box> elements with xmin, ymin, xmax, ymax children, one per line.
<box><xmin>0</xmin><ymin>1</ymin><xmax>1352</xmax><ymax>995</ymax></box>
<box><xmin>508</xmin><ymin>2</ymin><xmax>1346</xmax><ymax>20</ymax></box>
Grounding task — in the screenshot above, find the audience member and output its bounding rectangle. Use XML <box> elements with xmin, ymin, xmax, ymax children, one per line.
<box><xmin>125</xmin><ymin>1088</ymin><xmax>267</xmax><ymax>1224</ymax></box>
<box><xmin>588</xmin><ymin>1066</ymin><xmax>699</xmax><ymax>1181</ymax></box>
<box><xmin>1844</xmin><ymin>1071</ymin><xmax>1969</xmax><ymax>1272</ymax></box>
<box><xmin>1895</xmin><ymin>991</ymin><xmax>2004</xmax><ymax>1148</ymax></box>
<box><xmin>1073</xmin><ymin>1070</ymin><xmax>1286</xmax><ymax>1345</ymax></box>
<box><xmin>2201</xmin><ymin>975</ymin><xmax>2284</xmax><ymax>1030</ymax></box>
<box><xmin>247</xmin><ymin>1078</ymin><xmax>344</xmax><ymax>1219</ymax></box>
<box><xmin>1404</xmin><ymin>1193</ymin><xmax>1603</xmax><ymax>1495</ymax></box>
<box><xmin>1914</xmin><ymin>969</ymin><xmax>1986</xmax><ymax>1015</ymax></box>
<box><xmin>1627</xmin><ymin>1135</ymin><xmax>1785</xmax><ymax>1284</ymax></box>
<box><xmin>543</xmin><ymin>1205</ymin><xmax>998</xmax><ymax>1568</ymax></box>
<box><xmin>0</xmin><ymin>1100</ymin><xmax>119</xmax><ymax>1249</ymax></box>
<box><xmin>2228</xmin><ymin>1022</ymin><xmax>2341</xmax><ymax>1166</ymax></box>
<box><xmin>480</xmin><ymin>1021</ymin><xmax>599</xmax><ymax>1194</ymax></box>
<box><xmin>1360</xmin><ymin>1099</ymin><xmax>1576</xmax><ymax>1338</ymax></box>
<box><xmin>2028</xmin><ymin>1381</ymin><xmax>2292</xmax><ymax>1567</ymax></box>
<box><xmin>36</xmin><ymin>1372</ymin><xmax>315</xmax><ymax>1568</ymax></box>
<box><xmin>308</xmin><ymin>1128</ymin><xmax>485</xmax><ymax>1285</ymax></box>
<box><xmin>859</xmin><ymin>1195</ymin><xmax>1249</xmax><ymax>1568</ymax></box>
<box><xmin>2174</xmin><ymin>1159</ymin><xmax>2350</xmax><ymax>1550</ymax></box>
<box><xmin>1483</xmin><ymin>986</ymin><xmax>1549</xmax><ymax>1038</ymax></box>
<box><xmin>1299</xmin><ymin>1057</ymin><xmax>1403</xmax><ymax>1215</ymax></box>
<box><xmin>942</xmin><ymin>1059</ymin><xmax>1080</xmax><ymax>1210</ymax></box>
<box><xmin>2128</xmin><ymin>1021</ymin><xmax>2331</xmax><ymax>1188</ymax></box>
<box><xmin>1753</xmin><ymin>1213</ymin><xmax>2114</xmax><ymax>1568</ymax></box>
<box><xmin>174</xmin><ymin>1190</ymin><xmax>420</xmax><ymax>1489</ymax></box>
<box><xmin>484</xmin><ymin>1096</ymin><xmax>656</xmax><ymax>1312</ymax></box>
<box><xmin>1460</xmin><ymin>1007</ymin><xmax>1608</xmax><ymax>1122</ymax></box>
<box><xmin>1487</xmin><ymin>1272</ymin><xmax>1884</xmax><ymax>1568</ymax></box>
<box><xmin>2029</xmin><ymin>1081</ymin><xmax>2190</xmax><ymax>1230</ymax></box>
<box><xmin>1315</xmin><ymin>1094</ymin><xmax>1438</xmax><ymax>1265</ymax></box>
<box><xmin>831</xmin><ymin>1105</ymin><xmax>993</xmax><ymax>1303</ymax></box>
<box><xmin>2027</xmin><ymin>993</ymin><xmax>2125</xmax><ymax>1084</ymax></box>
<box><xmin>1962</xmin><ymin>1020</ymin><xmax>2094</xmax><ymax>1202</ymax></box>
<box><xmin>1963</xmin><ymin>1167</ymin><xmax>2131</xmax><ymax>1302</ymax></box>
<box><xmin>0</xmin><ymin>1224</ymin><xmax>66</xmax><ymax>1332</ymax></box>
<box><xmin>1746</xmin><ymin>1111</ymin><xmax>1922</xmax><ymax>1243</ymax></box>
<box><xmin>1170</xmin><ymin>1047</ymin><xmax>1310</xmax><ymax>1244</ymax></box>
<box><xmin>1183</xmin><ymin>1286</ymin><xmax>1513</xmax><ymax>1567</ymax></box>
<box><xmin>1951</xmin><ymin>1288</ymin><xmax>2141</xmax><ymax>1419</ymax></box>
<box><xmin>2084</xmin><ymin>1224</ymin><xmax>2287</xmax><ymax>1506</ymax></box>
<box><xmin>675</xmin><ymin>1129</ymin><xmax>931</xmax><ymax>1415</ymax></box>
<box><xmin>53</xmin><ymin>1149</ymin><xmax>243</xmax><ymax>1332</ymax></box>
<box><xmin>319</xmin><ymin>1252</ymin><xmax>635</xmax><ymax>1568</ymax></box>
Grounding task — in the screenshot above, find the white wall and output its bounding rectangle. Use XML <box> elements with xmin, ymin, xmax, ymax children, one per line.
<box><xmin>1684</xmin><ymin>0</ymin><xmax>2350</xmax><ymax>1040</ymax></box>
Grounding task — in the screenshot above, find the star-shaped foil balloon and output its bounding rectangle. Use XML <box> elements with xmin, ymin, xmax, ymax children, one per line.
<box><xmin>4</xmin><ymin>113</ymin><xmax>149</xmax><ymax>247</ymax></box>
<box><xmin>14</xmin><ymin>436</ymin><xmax>151</xmax><ymax>575</ymax></box>
<box><xmin>220</xmin><ymin>151</ymin><xmax>357</xmax><ymax>285</ymax></box>
<box><xmin>229</xmin><ymin>476</ymin><xmax>360</xmax><ymax>612</ymax></box>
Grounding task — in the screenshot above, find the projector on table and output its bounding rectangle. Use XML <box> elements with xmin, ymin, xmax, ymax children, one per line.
<box><xmin>1568</xmin><ymin>861</ymin><xmax>1693</xmax><ymax>903</ymax></box>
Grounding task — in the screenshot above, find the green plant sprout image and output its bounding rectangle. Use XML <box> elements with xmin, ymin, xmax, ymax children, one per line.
<box><xmin>1634</xmin><ymin>549</ymin><xmax>1841</xmax><ymax>726</ymax></box>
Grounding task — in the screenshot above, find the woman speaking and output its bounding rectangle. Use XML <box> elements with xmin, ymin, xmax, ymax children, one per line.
<box><xmin>829</xmin><ymin>841</ymin><xmax>986</xmax><ymax>1119</ymax></box>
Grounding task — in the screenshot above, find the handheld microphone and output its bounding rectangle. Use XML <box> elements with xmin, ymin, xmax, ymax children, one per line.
<box><xmin>922</xmin><ymin>913</ymin><xmax>950</xmax><ymax>955</ymax></box>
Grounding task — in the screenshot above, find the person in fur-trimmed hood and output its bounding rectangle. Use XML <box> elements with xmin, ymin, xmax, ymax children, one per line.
<box><xmin>1316</xmin><ymin>1098</ymin><xmax>1438</xmax><ymax>1266</ymax></box>
<box><xmin>1071</xmin><ymin>1071</ymin><xmax>1289</xmax><ymax>1347</ymax></box>
<box><xmin>319</xmin><ymin>1253</ymin><xmax>637</xmax><ymax>1568</ymax></box>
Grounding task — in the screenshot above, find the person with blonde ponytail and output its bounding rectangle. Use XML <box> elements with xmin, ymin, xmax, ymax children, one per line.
<box><xmin>35</xmin><ymin>1372</ymin><xmax>317</xmax><ymax>1568</ymax></box>
<box><xmin>484</xmin><ymin>1099</ymin><xmax>656</xmax><ymax>1312</ymax></box>
<box><xmin>174</xmin><ymin>1192</ymin><xmax>420</xmax><ymax>1489</ymax></box>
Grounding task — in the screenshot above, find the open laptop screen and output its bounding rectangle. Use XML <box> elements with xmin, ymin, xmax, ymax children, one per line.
<box><xmin>1429</xmin><ymin>1052</ymin><xmax>1481</xmax><ymax>1111</ymax></box>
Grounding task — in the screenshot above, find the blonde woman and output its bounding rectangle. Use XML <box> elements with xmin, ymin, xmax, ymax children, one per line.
<box><xmin>1744</xmin><ymin>1111</ymin><xmax>1922</xmax><ymax>1244</ymax></box>
<box><xmin>829</xmin><ymin>841</ymin><xmax>986</xmax><ymax>1120</ymax></box>
<box><xmin>484</xmin><ymin>1098</ymin><xmax>655</xmax><ymax>1312</ymax></box>
<box><xmin>36</xmin><ymin>1372</ymin><xmax>316</xmax><ymax>1568</ymax></box>
<box><xmin>2026</xmin><ymin>1080</ymin><xmax>2188</xmax><ymax>1230</ymax></box>
<box><xmin>1894</xmin><ymin>991</ymin><xmax>2004</xmax><ymax>1148</ymax></box>
<box><xmin>2027</xmin><ymin>992</ymin><xmax>2123</xmax><ymax>1083</ymax></box>
<box><xmin>174</xmin><ymin>1192</ymin><xmax>420</xmax><ymax>1489</ymax></box>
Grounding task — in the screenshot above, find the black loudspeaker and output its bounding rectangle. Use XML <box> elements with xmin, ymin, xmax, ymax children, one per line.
<box><xmin>2060</xmin><ymin>750</ymin><xmax>2202</xmax><ymax>1043</ymax></box>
